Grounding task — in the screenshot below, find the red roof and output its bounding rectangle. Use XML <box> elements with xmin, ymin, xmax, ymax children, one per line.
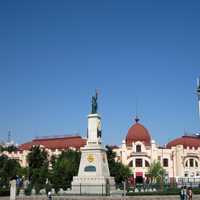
<box><xmin>166</xmin><ymin>136</ymin><xmax>200</xmax><ymax>149</ymax></box>
<box><xmin>19</xmin><ymin>135</ymin><xmax>86</xmax><ymax>151</ymax></box>
<box><xmin>126</xmin><ymin>118</ymin><xmax>151</xmax><ymax>146</ymax></box>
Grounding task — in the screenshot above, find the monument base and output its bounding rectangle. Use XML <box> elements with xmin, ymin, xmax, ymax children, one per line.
<box><xmin>70</xmin><ymin>176</ymin><xmax>116</xmax><ymax>195</ymax></box>
<box><xmin>69</xmin><ymin>143</ymin><xmax>116</xmax><ymax>195</ymax></box>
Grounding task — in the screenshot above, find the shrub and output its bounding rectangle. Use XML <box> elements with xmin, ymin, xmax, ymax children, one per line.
<box><xmin>0</xmin><ymin>188</ymin><xmax>10</xmax><ymax>196</ymax></box>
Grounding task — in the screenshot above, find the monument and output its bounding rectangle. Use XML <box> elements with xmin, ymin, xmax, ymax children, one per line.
<box><xmin>70</xmin><ymin>92</ymin><xmax>116</xmax><ymax>195</ymax></box>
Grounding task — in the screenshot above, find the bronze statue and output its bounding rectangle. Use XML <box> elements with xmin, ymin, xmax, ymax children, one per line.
<box><xmin>91</xmin><ymin>91</ymin><xmax>98</xmax><ymax>114</ymax></box>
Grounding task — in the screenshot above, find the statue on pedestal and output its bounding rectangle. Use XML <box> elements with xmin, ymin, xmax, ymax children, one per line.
<box><xmin>91</xmin><ymin>91</ymin><xmax>98</xmax><ymax>114</ymax></box>
<box><xmin>69</xmin><ymin>90</ymin><xmax>118</xmax><ymax>195</ymax></box>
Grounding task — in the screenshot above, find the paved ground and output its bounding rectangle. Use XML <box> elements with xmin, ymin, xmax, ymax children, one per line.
<box><xmin>0</xmin><ymin>195</ymin><xmax>200</xmax><ymax>200</ymax></box>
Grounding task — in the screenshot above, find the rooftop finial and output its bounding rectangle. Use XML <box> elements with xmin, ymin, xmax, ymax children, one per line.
<box><xmin>134</xmin><ymin>96</ymin><xmax>140</xmax><ymax>123</ymax></box>
<box><xmin>135</xmin><ymin>116</ymin><xmax>140</xmax><ymax>123</ymax></box>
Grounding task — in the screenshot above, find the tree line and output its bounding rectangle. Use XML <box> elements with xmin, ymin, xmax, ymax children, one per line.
<box><xmin>0</xmin><ymin>145</ymin><xmax>166</xmax><ymax>195</ymax></box>
<box><xmin>0</xmin><ymin>145</ymin><xmax>131</xmax><ymax>194</ymax></box>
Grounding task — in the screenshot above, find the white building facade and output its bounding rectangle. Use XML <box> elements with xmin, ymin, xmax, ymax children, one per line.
<box><xmin>113</xmin><ymin>117</ymin><xmax>200</xmax><ymax>186</ymax></box>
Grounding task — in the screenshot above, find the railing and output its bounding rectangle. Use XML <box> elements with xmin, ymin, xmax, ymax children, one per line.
<box><xmin>126</xmin><ymin>183</ymin><xmax>171</xmax><ymax>193</ymax></box>
<box><xmin>71</xmin><ymin>184</ymin><xmax>110</xmax><ymax>196</ymax></box>
<box><xmin>177</xmin><ymin>178</ymin><xmax>200</xmax><ymax>188</ymax></box>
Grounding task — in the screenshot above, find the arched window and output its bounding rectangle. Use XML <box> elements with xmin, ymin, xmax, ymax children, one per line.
<box><xmin>135</xmin><ymin>159</ymin><xmax>142</xmax><ymax>167</ymax></box>
<box><xmin>189</xmin><ymin>159</ymin><xmax>194</xmax><ymax>167</ymax></box>
<box><xmin>136</xmin><ymin>145</ymin><xmax>141</xmax><ymax>152</ymax></box>
<box><xmin>195</xmin><ymin>160</ymin><xmax>198</xmax><ymax>167</ymax></box>
<box><xmin>185</xmin><ymin>158</ymin><xmax>199</xmax><ymax>168</ymax></box>
<box><xmin>145</xmin><ymin>160</ymin><xmax>150</xmax><ymax>167</ymax></box>
<box><xmin>128</xmin><ymin>160</ymin><xmax>133</xmax><ymax>167</ymax></box>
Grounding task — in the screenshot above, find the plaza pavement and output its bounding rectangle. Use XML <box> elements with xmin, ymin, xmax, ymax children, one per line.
<box><xmin>0</xmin><ymin>195</ymin><xmax>200</xmax><ymax>200</ymax></box>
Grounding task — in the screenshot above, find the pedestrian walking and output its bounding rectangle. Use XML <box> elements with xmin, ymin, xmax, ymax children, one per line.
<box><xmin>183</xmin><ymin>186</ymin><xmax>188</xmax><ymax>200</ymax></box>
<box><xmin>47</xmin><ymin>191</ymin><xmax>52</xmax><ymax>200</ymax></box>
<box><xmin>187</xmin><ymin>187</ymin><xmax>192</xmax><ymax>200</ymax></box>
<box><xmin>180</xmin><ymin>186</ymin><xmax>184</xmax><ymax>200</ymax></box>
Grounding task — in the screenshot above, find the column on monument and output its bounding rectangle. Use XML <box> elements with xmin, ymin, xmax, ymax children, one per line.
<box><xmin>87</xmin><ymin>114</ymin><xmax>101</xmax><ymax>144</ymax></box>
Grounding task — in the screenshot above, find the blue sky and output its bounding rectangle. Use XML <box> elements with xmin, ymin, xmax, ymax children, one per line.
<box><xmin>0</xmin><ymin>0</ymin><xmax>200</xmax><ymax>146</ymax></box>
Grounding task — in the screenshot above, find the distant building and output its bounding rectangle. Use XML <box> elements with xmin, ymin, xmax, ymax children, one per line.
<box><xmin>19</xmin><ymin>135</ymin><xmax>86</xmax><ymax>151</ymax></box>
<box><xmin>0</xmin><ymin>135</ymin><xmax>86</xmax><ymax>167</ymax></box>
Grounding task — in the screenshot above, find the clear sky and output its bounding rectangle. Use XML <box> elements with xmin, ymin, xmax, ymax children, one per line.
<box><xmin>0</xmin><ymin>0</ymin><xmax>200</xmax><ymax>146</ymax></box>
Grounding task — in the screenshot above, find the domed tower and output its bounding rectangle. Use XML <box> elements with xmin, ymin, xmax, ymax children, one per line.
<box><xmin>126</xmin><ymin>117</ymin><xmax>151</xmax><ymax>146</ymax></box>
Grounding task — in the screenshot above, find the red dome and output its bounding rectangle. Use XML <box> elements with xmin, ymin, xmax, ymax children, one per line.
<box><xmin>166</xmin><ymin>136</ymin><xmax>200</xmax><ymax>149</ymax></box>
<box><xmin>126</xmin><ymin>119</ymin><xmax>151</xmax><ymax>145</ymax></box>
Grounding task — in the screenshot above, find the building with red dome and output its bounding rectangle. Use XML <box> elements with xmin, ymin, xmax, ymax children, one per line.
<box><xmin>166</xmin><ymin>135</ymin><xmax>200</xmax><ymax>149</ymax></box>
<box><xmin>113</xmin><ymin>117</ymin><xmax>200</xmax><ymax>186</ymax></box>
<box><xmin>126</xmin><ymin>117</ymin><xmax>151</xmax><ymax>146</ymax></box>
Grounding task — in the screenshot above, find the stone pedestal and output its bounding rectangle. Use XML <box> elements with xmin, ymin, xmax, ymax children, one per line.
<box><xmin>10</xmin><ymin>180</ymin><xmax>16</xmax><ymax>200</ymax></box>
<box><xmin>70</xmin><ymin>113</ymin><xmax>116</xmax><ymax>195</ymax></box>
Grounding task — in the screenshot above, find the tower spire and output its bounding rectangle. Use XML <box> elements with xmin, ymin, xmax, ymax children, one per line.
<box><xmin>135</xmin><ymin>97</ymin><xmax>140</xmax><ymax>123</ymax></box>
<box><xmin>197</xmin><ymin>77</ymin><xmax>200</xmax><ymax>120</ymax></box>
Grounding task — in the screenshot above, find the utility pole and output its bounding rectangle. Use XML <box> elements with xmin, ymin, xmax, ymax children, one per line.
<box><xmin>7</xmin><ymin>129</ymin><xmax>11</xmax><ymax>144</ymax></box>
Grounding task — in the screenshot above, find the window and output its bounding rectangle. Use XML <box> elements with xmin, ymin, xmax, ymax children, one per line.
<box><xmin>136</xmin><ymin>145</ymin><xmax>141</xmax><ymax>152</ymax></box>
<box><xmin>128</xmin><ymin>160</ymin><xmax>133</xmax><ymax>167</ymax></box>
<box><xmin>145</xmin><ymin>160</ymin><xmax>150</xmax><ymax>167</ymax></box>
<box><xmin>135</xmin><ymin>159</ymin><xmax>142</xmax><ymax>167</ymax></box>
<box><xmin>163</xmin><ymin>158</ymin><xmax>168</xmax><ymax>167</ymax></box>
<box><xmin>189</xmin><ymin>159</ymin><xmax>194</xmax><ymax>167</ymax></box>
<box><xmin>195</xmin><ymin>160</ymin><xmax>198</xmax><ymax>167</ymax></box>
<box><xmin>185</xmin><ymin>161</ymin><xmax>188</xmax><ymax>167</ymax></box>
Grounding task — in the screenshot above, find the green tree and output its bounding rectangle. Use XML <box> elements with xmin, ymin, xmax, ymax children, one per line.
<box><xmin>0</xmin><ymin>155</ymin><xmax>21</xmax><ymax>188</ymax></box>
<box><xmin>0</xmin><ymin>145</ymin><xmax>17</xmax><ymax>153</ymax></box>
<box><xmin>27</xmin><ymin>146</ymin><xmax>48</xmax><ymax>169</ymax></box>
<box><xmin>6</xmin><ymin>145</ymin><xmax>17</xmax><ymax>153</ymax></box>
<box><xmin>106</xmin><ymin>146</ymin><xmax>131</xmax><ymax>185</ymax></box>
<box><xmin>50</xmin><ymin>150</ymin><xmax>81</xmax><ymax>192</ymax></box>
<box><xmin>148</xmin><ymin>161</ymin><xmax>165</xmax><ymax>184</ymax></box>
<box><xmin>27</xmin><ymin>146</ymin><xmax>49</xmax><ymax>193</ymax></box>
<box><xmin>0</xmin><ymin>145</ymin><xmax>4</xmax><ymax>152</ymax></box>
